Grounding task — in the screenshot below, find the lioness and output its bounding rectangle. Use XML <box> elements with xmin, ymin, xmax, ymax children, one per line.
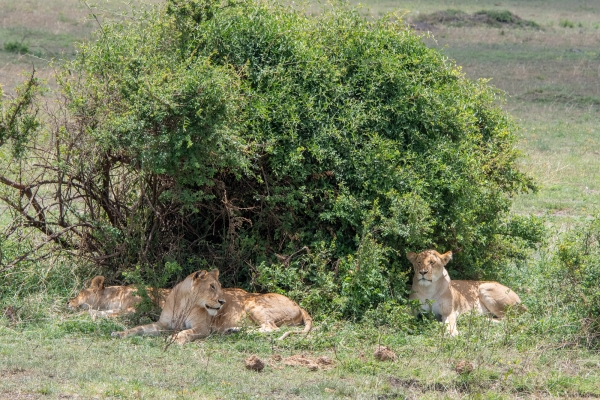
<box><xmin>111</xmin><ymin>269</ymin><xmax>226</xmax><ymax>344</ymax></box>
<box><xmin>111</xmin><ymin>270</ymin><xmax>312</xmax><ymax>344</ymax></box>
<box><xmin>215</xmin><ymin>288</ymin><xmax>313</xmax><ymax>340</ymax></box>
<box><xmin>68</xmin><ymin>276</ymin><xmax>170</xmax><ymax>318</ymax></box>
<box><xmin>407</xmin><ymin>250</ymin><xmax>525</xmax><ymax>336</ymax></box>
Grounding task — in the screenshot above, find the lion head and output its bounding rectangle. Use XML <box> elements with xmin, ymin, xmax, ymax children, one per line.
<box><xmin>406</xmin><ymin>250</ymin><xmax>453</xmax><ymax>286</ymax></box>
<box><xmin>188</xmin><ymin>269</ymin><xmax>225</xmax><ymax>316</ymax></box>
<box><xmin>68</xmin><ymin>276</ymin><xmax>105</xmax><ymax>310</ymax></box>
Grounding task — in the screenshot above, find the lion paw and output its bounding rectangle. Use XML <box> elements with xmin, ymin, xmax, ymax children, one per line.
<box><xmin>173</xmin><ymin>333</ymin><xmax>189</xmax><ymax>345</ymax></box>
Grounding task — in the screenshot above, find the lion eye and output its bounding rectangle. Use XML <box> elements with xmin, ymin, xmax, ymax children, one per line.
<box><xmin>210</xmin><ymin>284</ymin><xmax>215</xmax><ymax>290</ymax></box>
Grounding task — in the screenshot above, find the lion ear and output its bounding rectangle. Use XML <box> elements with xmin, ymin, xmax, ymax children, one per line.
<box><xmin>440</xmin><ymin>251</ymin><xmax>453</xmax><ymax>266</ymax></box>
<box><xmin>194</xmin><ymin>270</ymin><xmax>208</xmax><ymax>280</ymax></box>
<box><xmin>90</xmin><ymin>276</ymin><xmax>105</xmax><ymax>291</ymax></box>
<box><xmin>209</xmin><ymin>269</ymin><xmax>220</xmax><ymax>280</ymax></box>
<box><xmin>406</xmin><ymin>252</ymin><xmax>418</xmax><ymax>264</ymax></box>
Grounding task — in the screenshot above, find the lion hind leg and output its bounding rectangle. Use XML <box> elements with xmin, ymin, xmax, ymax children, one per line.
<box><xmin>478</xmin><ymin>283</ymin><xmax>523</xmax><ymax>319</ymax></box>
<box><xmin>258</xmin><ymin>321</ymin><xmax>280</xmax><ymax>333</ymax></box>
<box><xmin>246</xmin><ymin>308</ymin><xmax>280</xmax><ymax>333</ymax></box>
<box><xmin>277</xmin><ymin>308</ymin><xmax>313</xmax><ymax>341</ymax></box>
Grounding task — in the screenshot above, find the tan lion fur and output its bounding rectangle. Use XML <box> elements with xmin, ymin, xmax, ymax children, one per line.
<box><xmin>67</xmin><ymin>276</ymin><xmax>170</xmax><ymax>318</ymax></box>
<box><xmin>111</xmin><ymin>269</ymin><xmax>225</xmax><ymax>344</ymax></box>
<box><xmin>215</xmin><ymin>288</ymin><xmax>312</xmax><ymax>340</ymax></box>
<box><xmin>407</xmin><ymin>249</ymin><xmax>525</xmax><ymax>336</ymax></box>
<box><xmin>111</xmin><ymin>271</ymin><xmax>312</xmax><ymax>344</ymax></box>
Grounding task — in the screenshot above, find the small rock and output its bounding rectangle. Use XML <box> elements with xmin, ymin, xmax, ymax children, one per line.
<box><xmin>307</xmin><ymin>363</ymin><xmax>318</xmax><ymax>371</ymax></box>
<box><xmin>245</xmin><ymin>355</ymin><xmax>265</xmax><ymax>372</ymax></box>
<box><xmin>374</xmin><ymin>345</ymin><xmax>397</xmax><ymax>362</ymax></box>
<box><xmin>271</xmin><ymin>354</ymin><xmax>282</xmax><ymax>361</ymax></box>
<box><xmin>455</xmin><ymin>360</ymin><xmax>474</xmax><ymax>375</ymax></box>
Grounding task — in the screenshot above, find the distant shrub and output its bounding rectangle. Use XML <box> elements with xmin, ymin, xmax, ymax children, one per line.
<box><xmin>477</xmin><ymin>10</ymin><xmax>516</xmax><ymax>24</ymax></box>
<box><xmin>414</xmin><ymin>9</ymin><xmax>539</xmax><ymax>29</ymax></box>
<box><xmin>559</xmin><ymin>19</ymin><xmax>575</xmax><ymax>28</ymax></box>
<box><xmin>475</xmin><ymin>10</ymin><xmax>539</xmax><ymax>28</ymax></box>
<box><xmin>3</xmin><ymin>41</ymin><xmax>29</xmax><ymax>54</ymax></box>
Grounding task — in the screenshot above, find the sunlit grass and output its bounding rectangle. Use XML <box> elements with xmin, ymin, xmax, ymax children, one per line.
<box><xmin>1</xmin><ymin>310</ymin><xmax>599</xmax><ymax>399</ymax></box>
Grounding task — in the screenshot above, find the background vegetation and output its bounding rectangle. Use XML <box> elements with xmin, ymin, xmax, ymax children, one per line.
<box><xmin>0</xmin><ymin>0</ymin><xmax>542</xmax><ymax>318</ymax></box>
<box><xmin>0</xmin><ymin>0</ymin><xmax>599</xmax><ymax>398</ymax></box>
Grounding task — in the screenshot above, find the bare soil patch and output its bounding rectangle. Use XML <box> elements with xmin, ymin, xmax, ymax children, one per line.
<box><xmin>275</xmin><ymin>354</ymin><xmax>335</xmax><ymax>371</ymax></box>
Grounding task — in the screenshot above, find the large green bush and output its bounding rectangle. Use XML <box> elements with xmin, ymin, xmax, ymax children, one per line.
<box><xmin>1</xmin><ymin>0</ymin><xmax>540</xmax><ymax>318</ymax></box>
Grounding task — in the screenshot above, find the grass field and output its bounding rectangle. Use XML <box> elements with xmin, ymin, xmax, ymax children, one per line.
<box><xmin>2</xmin><ymin>0</ymin><xmax>600</xmax><ymax>398</ymax></box>
<box><xmin>2</xmin><ymin>317</ymin><xmax>600</xmax><ymax>399</ymax></box>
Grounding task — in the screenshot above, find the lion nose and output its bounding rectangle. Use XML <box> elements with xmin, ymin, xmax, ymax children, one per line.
<box><xmin>218</xmin><ymin>299</ymin><xmax>226</xmax><ymax>305</ymax></box>
<box><xmin>419</xmin><ymin>271</ymin><xmax>427</xmax><ymax>276</ymax></box>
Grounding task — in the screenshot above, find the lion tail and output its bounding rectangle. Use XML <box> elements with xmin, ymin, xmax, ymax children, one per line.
<box><xmin>277</xmin><ymin>308</ymin><xmax>313</xmax><ymax>341</ymax></box>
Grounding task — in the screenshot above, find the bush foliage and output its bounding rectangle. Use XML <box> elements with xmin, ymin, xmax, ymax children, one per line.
<box><xmin>551</xmin><ymin>216</ymin><xmax>600</xmax><ymax>347</ymax></box>
<box><xmin>0</xmin><ymin>0</ymin><xmax>540</xmax><ymax>318</ymax></box>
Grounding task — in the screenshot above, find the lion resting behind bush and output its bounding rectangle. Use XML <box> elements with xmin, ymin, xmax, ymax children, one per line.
<box><xmin>67</xmin><ymin>276</ymin><xmax>170</xmax><ymax>318</ymax></box>
<box><xmin>407</xmin><ymin>249</ymin><xmax>526</xmax><ymax>336</ymax></box>
<box><xmin>111</xmin><ymin>270</ymin><xmax>312</xmax><ymax>344</ymax></box>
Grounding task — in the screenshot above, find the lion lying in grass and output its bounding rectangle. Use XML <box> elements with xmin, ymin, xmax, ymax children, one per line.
<box><xmin>67</xmin><ymin>276</ymin><xmax>170</xmax><ymax>318</ymax></box>
<box><xmin>407</xmin><ymin>249</ymin><xmax>526</xmax><ymax>336</ymax></box>
<box><xmin>216</xmin><ymin>288</ymin><xmax>313</xmax><ymax>341</ymax></box>
<box><xmin>111</xmin><ymin>270</ymin><xmax>312</xmax><ymax>344</ymax></box>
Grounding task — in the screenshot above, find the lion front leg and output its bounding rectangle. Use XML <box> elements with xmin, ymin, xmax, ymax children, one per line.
<box><xmin>172</xmin><ymin>325</ymin><xmax>211</xmax><ymax>345</ymax></box>
<box><xmin>111</xmin><ymin>322</ymin><xmax>169</xmax><ymax>338</ymax></box>
<box><xmin>442</xmin><ymin>312</ymin><xmax>459</xmax><ymax>337</ymax></box>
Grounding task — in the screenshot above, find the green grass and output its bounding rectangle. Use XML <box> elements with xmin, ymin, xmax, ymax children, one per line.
<box><xmin>512</xmin><ymin>108</ymin><xmax>600</xmax><ymax>217</ymax></box>
<box><xmin>409</xmin><ymin>2</ymin><xmax>600</xmax><ymax>220</ymax></box>
<box><xmin>1</xmin><ymin>253</ymin><xmax>599</xmax><ymax>399</ymax></box>
<box><xmin>2</xmin><ymin>310</ymin><xmax>600</xmax><ymax>399</ymax></box>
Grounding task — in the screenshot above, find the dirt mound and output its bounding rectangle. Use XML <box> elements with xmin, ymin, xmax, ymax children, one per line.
<box><xmin>411</xmin><ymin>9</ymin><xmax>539</xmax><ymax>30</ymax></box>
<box><xmin>277</xmin><ymin>354</ymin><xmax>335</xmax><ymax>371</ymax></box>
<box><xmin>245</xmin><ymin>355</ymin><xmax>265</xmax><ymax>372</ymax></box>
<box><xmin>374</xmin><ymin>345</ymin><xmax>397</xmax><ymax>362</ymax></box>
<box><xmin>454</xmin><ymin>360</ymin><xmax>474</xmax><ymax>375</ymax></box>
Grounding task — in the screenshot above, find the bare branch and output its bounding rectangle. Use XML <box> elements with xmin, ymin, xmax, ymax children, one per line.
<box><xmin>1</xmin><ymin>223</ymin><xmax>90</xmax><ymax>271</ymax></box>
